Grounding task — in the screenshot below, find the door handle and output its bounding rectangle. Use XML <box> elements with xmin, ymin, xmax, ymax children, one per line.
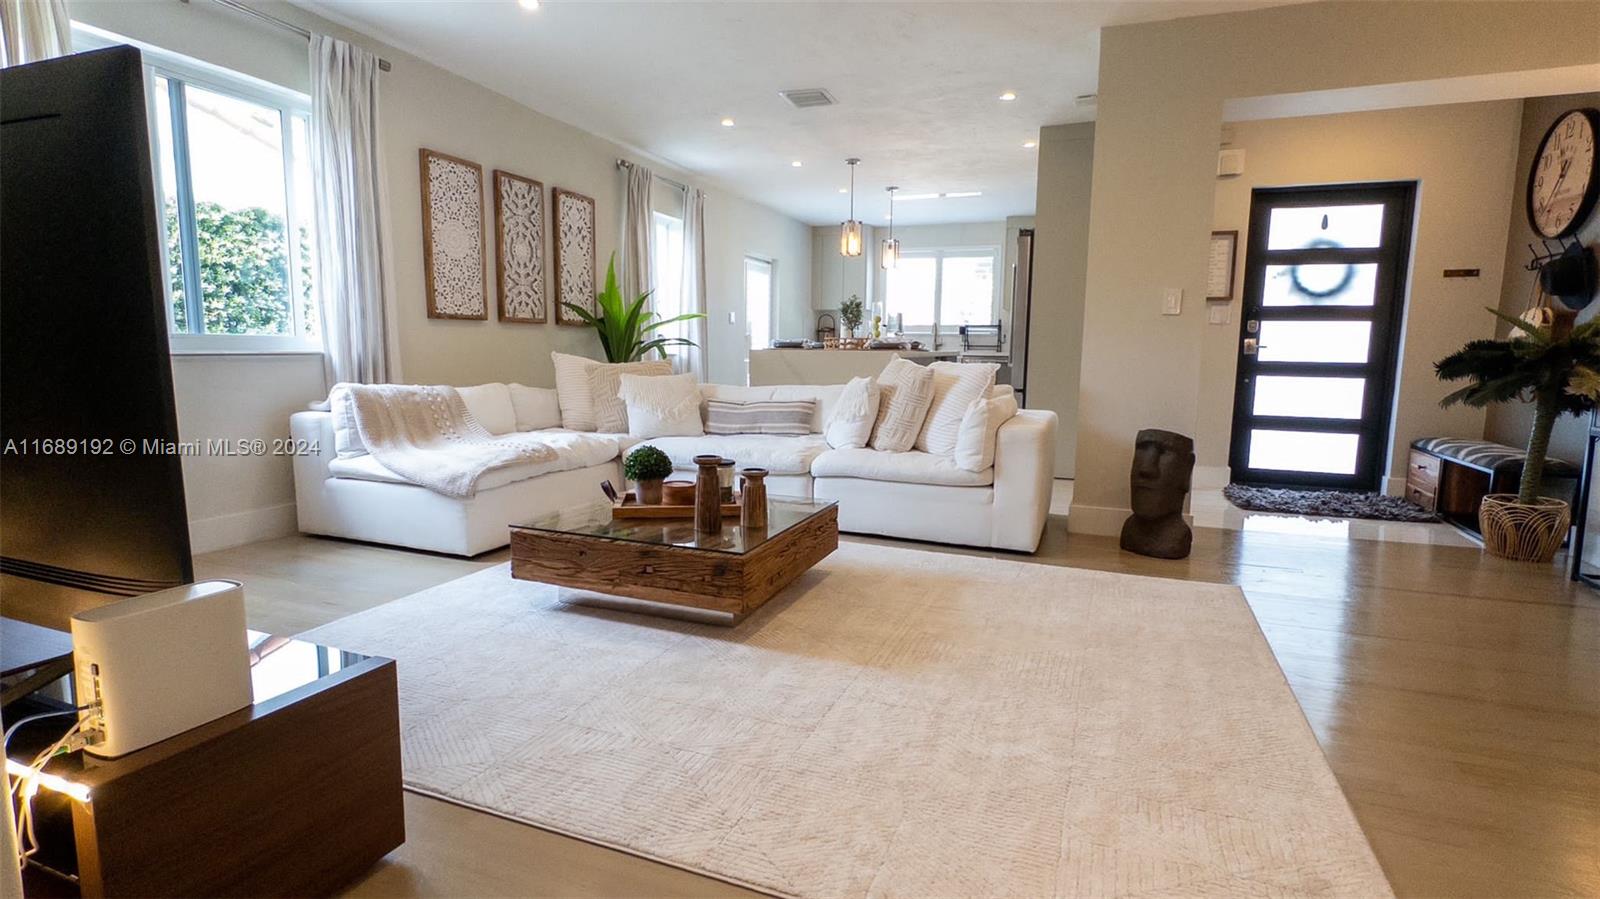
<box><xmin>1243</xmin><ymin>338</ymin><xmax>1258</xmax><ymax>355</ymax></box>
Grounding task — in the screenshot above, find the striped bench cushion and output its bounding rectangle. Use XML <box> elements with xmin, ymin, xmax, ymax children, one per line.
<box><xmin>1411</xmin><ymin>437</ymin><xmax>1579</xmax><ymax>477</ymax></box>
<box><xmin>704</xmin><ymin>399</ymin><xmax>815</xmax><ymax>436</ymax></box>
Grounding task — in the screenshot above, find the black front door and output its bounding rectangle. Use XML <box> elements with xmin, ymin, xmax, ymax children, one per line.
<box><xmin>1228</xmin><ymin>182</ymin><xmax>1416</xmax><ymax>490</ymax></box>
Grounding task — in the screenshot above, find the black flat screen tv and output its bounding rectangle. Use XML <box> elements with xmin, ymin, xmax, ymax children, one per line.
<box><xmin>1</xmin><ymin>46</ymin><xmax>193</xmax><ymax>627</ymax></box>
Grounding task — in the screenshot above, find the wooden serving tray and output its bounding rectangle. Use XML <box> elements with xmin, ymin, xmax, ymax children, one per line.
<box><xmin>611</xmin><ymin>492</ymin><xmax>741</xmax><ymax>519</ymax></box>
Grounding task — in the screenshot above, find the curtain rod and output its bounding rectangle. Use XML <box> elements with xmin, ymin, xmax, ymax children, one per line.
<box><xmin>192</xmin><ymin>0</ymin><xmax>393</xmax><ymax>72</ymax></box>
<box><xmin>616</xmin><ymin>158</ymin><xmax>690</xmax><ymax>194</ymax></box>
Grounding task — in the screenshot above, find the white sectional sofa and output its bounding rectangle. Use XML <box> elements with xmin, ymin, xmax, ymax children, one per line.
<box><xmin>291</xmin><ymin>381</ymin><xmax>1057</xmax><ymax>556</ymax></box>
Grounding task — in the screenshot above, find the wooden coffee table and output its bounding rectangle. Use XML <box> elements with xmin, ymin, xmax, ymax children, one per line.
<box><xmin>510</xmin><ymin>497</ymin><xmax>838</xmax><ymax>624</ymax></box>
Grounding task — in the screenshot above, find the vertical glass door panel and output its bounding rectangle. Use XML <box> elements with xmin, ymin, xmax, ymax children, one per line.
<box><xmin>1252</xmin><ymin>376</ymin><xmax>1366</xmax><ymax>419</ymax></box>
<box><xmin>1257</xmin><ymin>320</ymin><xmax>1371</xmax><ymax>363</ymax></box>
<box><xmin>1262</xmin><ymin>263</ymin><xmax>1377</xmax><ymax>307</ymax></box>
<box><xmin>1266</xmin><ymin>204</ymin><xmax>1385</xmax><ymax>250</ymax></box>
<box><xmin>745</xmin><ymin>258</ymin><xmax>773</xmax><ymax>350</ymax></box>
<box><xmin>1247</xmin><ymin>430</ymin><xmax>1359</xmax><ymax>474</ymax></box>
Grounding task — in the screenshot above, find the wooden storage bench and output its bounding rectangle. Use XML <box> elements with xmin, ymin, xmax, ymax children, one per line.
<box><xmin>1407</xmin><ymin>438</ymin><xmax>1580</xmax><ymax>535</ymax></box>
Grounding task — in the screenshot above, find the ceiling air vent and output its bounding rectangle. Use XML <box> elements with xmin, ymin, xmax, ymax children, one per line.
<box><xmin>779</xmin><ymin>88</ymin><xmax>837</xmax><ymax>109</ymax></box>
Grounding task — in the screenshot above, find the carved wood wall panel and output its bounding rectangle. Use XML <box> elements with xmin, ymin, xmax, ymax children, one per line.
<box><xmin>420</xmin><ymin>148</ymin><xmax>488</xmax><ymax>320</ymax></box>
<box><xmin>553</xmin><ymin>188</ymin><xmax>597</xmax><ymax>325</ymax></box>
<box><xmin>493</xmin><ymin>170</ymin><xmax>547</xmax><ymax>323</ymax></box>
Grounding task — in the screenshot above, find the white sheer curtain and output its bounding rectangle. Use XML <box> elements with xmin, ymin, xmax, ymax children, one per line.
<box><xmin>678</xmin><ymin>187</ymin><xmax>709</xmax><ymax>381</ymax></box>
<box><xmin>1</xmin><ymin>0</ymin><xmax>70</xmax><ymax>68</ymax></box>
<box><xmin>621</xmin><ymin>162</ymin><xmax>654</xmax><ymax>304</ymax></box>
<box><xmin>309</xmin><ymin>33</ymin><xmax>396</xmax><ymax>384</ymax></box>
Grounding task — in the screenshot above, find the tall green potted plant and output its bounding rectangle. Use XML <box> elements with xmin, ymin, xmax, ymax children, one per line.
<box><xmin>1436</xmin><ymin>309</ymin><xmax>1600</xmax><ymax>561</ymax></box>
<box><xmin>563</xmin><ymin>253</ymin><xmax>705</xmax><ymax>363</ymax></box>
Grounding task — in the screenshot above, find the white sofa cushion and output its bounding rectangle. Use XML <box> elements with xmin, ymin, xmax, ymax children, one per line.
<box><xmin>589</xmin><ymin>360</ymin><xmax>674</xmax><ymax>433</ymax></box>
<box><xmin>647</xmin><ymin>434</ymin><xmax>830</xmax><ymax>475</ymax></box>
<box><xmin>870</xmin><ymin>357</ymin><xmax>936</xmax><ymax>453</ymax></box>
<box><xmin>329</xmin><ymin>429</ymin><xmax>620</xmax><ymax>491</ymax></box>
<box><xmin>812</xmin><ymin>447</ymin><xmax>994</xmax><ymax>487</ymax></box>
<box><xmin>328</xmin><ymin>384</ymin><xmax>367</xmax><ymax>459</ymax></box>
<box><xmin>619</xmin><ymin>372</ymin><xmax>703</xmax><ymax>438</ymax></box>
<box><xmin>457</xmin><ymin>383</ymin><xmax>517</xmax><ymax>435</ymax></box>
<box><xmin>954</xmin><ymin>391</ymin><xmax>1020</xmax><ymax>472</ymax></box>
<box><xmin>699</xmin><ymin>383</ymin><xmax>844</xmax><ymax>433</ymax></box>
<box><xmin>509</xmin><ymin>384</ymin><xmax>562</xmax><ymax>431</ymax></box>
<box><xmin>825</xmin><ymin>376</ymin><xmax>880</xmax><ymax>449</ymax></box>
<box><xmin>917</xmin><ymin>361</ymin><xmax>998</xmax><ymax>454</ymax></box>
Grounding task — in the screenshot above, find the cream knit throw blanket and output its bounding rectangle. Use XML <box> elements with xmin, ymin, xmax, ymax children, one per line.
<box><xmin>347</xmin><ymin>384</ymin><xmax>558</xmax><ymax>498</ymax></box>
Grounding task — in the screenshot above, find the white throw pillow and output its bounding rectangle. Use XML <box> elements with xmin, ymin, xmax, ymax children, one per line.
<box><xmin>618</xmin><ymin>372</ymin><xmax>703</xmax><ymax>439</ymax></box>
<box><xmin>825</xmin><ymin>376</ymin><xmax>880</xmax><ymax>449</ymax></box>
<box><xmin>590</xmin><ymin>360</ymin><xmax>673</xmax><ymax>433</ymax></box>
<box><xmin>869</xmin><ymin>356</ymin><xmax>937</xmax><ymax>453</ymax></box>
<box><xmin>917</xmin><ymin>361</ymin><xmax>998</xmax><ymax>455</ymax></box>
<box><xmin>551</xmin><ymin>352</ymin><xmax>671</xmax><ymax>432</ymax></box>
<box><xmin>456</xmin><ymin>383</ymin><xmax>517</xmax><ymax>435</ymax></box>
<box><xmin>552</xmin><ymin>352</ymin><xmax>601</xmax><ymax>431</ymax></box>
<box><xmin>508</xmin><ymin>383</ymin><xmax>562</xmax><ymax>431</ymax></box>
<box><xmin>327</xmin><ymin>383</ymin><xmax>366</xmax><ymax>459</ymax></box>
<box><xmin>954</xmin><ymin>392</ymin><xmax>1019</xmax><ymax>471</ymax></box>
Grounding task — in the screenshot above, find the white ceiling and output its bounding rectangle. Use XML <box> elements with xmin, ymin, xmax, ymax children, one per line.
<box><xmin>294</xmin><ymin>1</ymin><xmax>1286</xmax><ymax>227</ymax></box>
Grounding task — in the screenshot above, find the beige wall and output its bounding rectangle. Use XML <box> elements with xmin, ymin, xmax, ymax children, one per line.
<box><xmin>704</xmin><ymin>195</ymin><xmax>814</xmax><ymax>384</ymax></box>
<box><xmin>1204</xmin><ymin>101</ymin><xmax>1524</xmax><ymax>490</ymax></box>
<box><xmin>1029</xmin><ymin>122</ymin><xmax>1095</xmax><ymax>477</ymax></box>
<box><xmin>1070</xmin><ymin>0</ymin><xmax>1600</xmax><ymax>534</ymax></box>
<box><xmin>1486</xmin><ymin>91</ymin><xmax>1600</xmax><ymax>467</ymax></box>
<box><xmin>73</xmin><ymin>0</ymin><xmax>811</xmax><ymax>546</ymax></box>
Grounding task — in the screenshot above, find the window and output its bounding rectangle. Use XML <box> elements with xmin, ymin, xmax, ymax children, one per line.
<box><xmin>745</xmin><ymin>257</ymin><xmax>775</xmax><ymax>352</ymax></box>
<box><xmin>884</xmin><ymin>248</ymin><xmax>999</xmax><ymax>346</ymax></box>
<box><xmin>77</xmin><ymin>25</ymin><xmax>320</xmax><ymax>351</ymax></box>
<box><xmin>651</xmin><ymin>211</ymin><xmax>686</xmax><ymax>365</ymax></box>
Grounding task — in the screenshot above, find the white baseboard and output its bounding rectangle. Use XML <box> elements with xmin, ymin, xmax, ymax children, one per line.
<box><xmin>1193</xmin><ymin>465</ymin><xmax>1231</xmax><ymax>490</ymax></box>
<box><xmin>188</xmin><ymin>502</ymin><xmax>298</xmax><ymax>555</ymax></box>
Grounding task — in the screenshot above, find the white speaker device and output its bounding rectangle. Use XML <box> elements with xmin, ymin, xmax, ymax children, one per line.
<box><xmin>70</xmin><ymin>580</ymin><xmax>253</xmax><ymax>758</ymax></box>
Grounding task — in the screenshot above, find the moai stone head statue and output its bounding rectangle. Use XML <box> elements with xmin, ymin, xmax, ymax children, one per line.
<box><xmin>1120</xmin><ymin>429</ymin><xmax>1195</xmax><ymax>559</ymax></box>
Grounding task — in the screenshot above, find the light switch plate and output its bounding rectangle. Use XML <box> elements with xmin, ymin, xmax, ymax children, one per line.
<box><xmin>1207</xmin><ymin>303</ymin><xmax>1230</xmax><ymax>325</ymax></box>
<box><xmin>1162</xmin><ymin>288</ymin><xmax>1183</xmax><ymax>316</ymax></box>
<box><xmin>728</xmin><ymin>311</ymin><xmax>736</xmax><ymax>324</ymax></box>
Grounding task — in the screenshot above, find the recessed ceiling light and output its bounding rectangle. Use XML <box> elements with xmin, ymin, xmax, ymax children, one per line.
<box><xmin>894</xmin><ymin>193</ymin><xmax>941</xmax><ymax>201</ymax></box>
<box><xmin>1022</xmin><ymin>140</ymin><xmax>1037</xmax><ymax>149</ymax></box>
<box><xmin>943</xmin><ymin>191</ymin><xmax>982</xmax><ymax>199</ymax></box>
<box><xmin>999</xmin><ymin>91</ymin><xmax>1017</xmax><ymax>101</ymax></box>
<box><xmin>518</xmin><ymin>0</ymin><xmax>539</xmax><ymax>10</ymax></box>
<box><xmin>838</xmin><ymin>188</ymin><xmax>849</xmax><ymax>193</ymax></box>
<box><xmin>791</xmin><ymin>160</ymin><xmax>803</xmax><ymax>167</ymax></box>
<box><xmin>720</xmin><ymin>117</ymin><xmax>735</xmax><ymax>127</ymax></box>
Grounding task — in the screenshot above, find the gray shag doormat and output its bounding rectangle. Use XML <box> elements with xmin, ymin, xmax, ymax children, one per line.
<box><xmin>1223</xmin><ymin>483</ymin><xmax>1439</xmax><ymax>522</ymax></box>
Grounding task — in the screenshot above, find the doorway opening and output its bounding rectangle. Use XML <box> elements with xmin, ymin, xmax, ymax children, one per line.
<box><xmin>1227</xmin><ymin>182</ymin><xmax>1416</xmax><ymax>490</ymax></box>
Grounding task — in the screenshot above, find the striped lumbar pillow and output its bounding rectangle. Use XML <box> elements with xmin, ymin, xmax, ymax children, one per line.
<box><xmin>704</xmin><ymin>399</ymin><xmax>816</xmax><ymax>435</ymax></box>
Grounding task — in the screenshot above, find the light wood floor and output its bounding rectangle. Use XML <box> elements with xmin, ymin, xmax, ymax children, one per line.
<box><xmin>197</xmin><ymin>514</ymin><xmax>1599</xmax><ymax>899</ymax></box>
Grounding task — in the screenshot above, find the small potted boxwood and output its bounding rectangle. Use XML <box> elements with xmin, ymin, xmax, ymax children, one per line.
<box><xmin>623</xmin><ymin>445</ymin><xmax>674</xmax><ymax>504</ymax></box>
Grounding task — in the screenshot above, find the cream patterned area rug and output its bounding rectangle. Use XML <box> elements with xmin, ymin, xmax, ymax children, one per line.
<box><xmin>303</xmin><ymin>543</ymin><xmax>1391</xmax><ymax>898</ymax></box>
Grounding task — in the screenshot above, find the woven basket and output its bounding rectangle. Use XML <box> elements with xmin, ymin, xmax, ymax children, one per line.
<box><xmin>1479</xmin><ymin>494</ymin><xmax>1570</xmax><ymax>563</ymax></box>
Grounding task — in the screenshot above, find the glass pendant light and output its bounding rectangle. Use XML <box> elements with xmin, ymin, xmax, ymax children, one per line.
<box><xmin>839</xmin><ymin>158</ymin><xmax>863</xmax><ymax>257</ymax></box>
<box><xmin>880</xmin><ymin>186</ymin><xmax>900</xmax><ymax>269</ymax></box>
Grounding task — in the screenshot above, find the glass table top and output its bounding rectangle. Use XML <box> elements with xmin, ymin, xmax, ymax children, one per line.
<box><xmin>512</xmin><ymin>495</ymin><xmax>836</xmax><ymax>555</ymax></box>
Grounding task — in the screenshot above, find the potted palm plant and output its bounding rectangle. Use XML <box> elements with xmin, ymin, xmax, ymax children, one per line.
<box><xmin>1436</xmin><ymin>309</ymin><xmax>1600</xmax><ymax>561</ymax></box>
<box><xmin>563</xmin><ymin>253</ymin><xmax>705</xmax><ymax>362</ymax></box>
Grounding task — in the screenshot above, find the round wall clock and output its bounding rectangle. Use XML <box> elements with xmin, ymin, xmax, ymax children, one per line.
<box><xmin>1527</xmin><ymin>108</ymin><xmax>1600</xmax><ymax>239</ymax></box>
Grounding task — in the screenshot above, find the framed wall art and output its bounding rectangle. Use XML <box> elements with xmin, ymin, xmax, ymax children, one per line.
<box><xmin>419</xmin><ymin>148</ymin><xmax>489</xmax><ymax>320</ymax></box>
<box><xmin>1207</xmin><ymin>230</ymin><xmax>1238</xmax><ymax>301</ymax></box>
<box><xmin>553</xmin><ymin>187</ymin><xmax>597</xmax><ymax>325</ymax></box>
<box><xmin>493</xmin><ymin>170</ymin><xmax>547</xmax><ymax>323</ymax></box>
